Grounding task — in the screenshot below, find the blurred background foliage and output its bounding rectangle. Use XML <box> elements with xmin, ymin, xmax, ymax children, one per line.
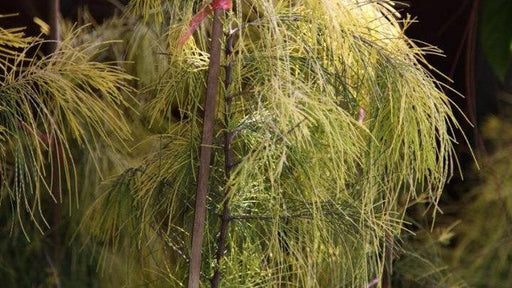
<box><xmin>398</xmin><ymin>0</ymin><xmax>512</xmax><ymax>287</ymax></box>
<box><xmin>0</xmin><ymin>0</ymin><xmax>510</xmax><ymax>287</ymax></box>
<box><xmin>480</xmin><ymin>0</ymin><xmax>512</xmax><ymax>83</ymax></box>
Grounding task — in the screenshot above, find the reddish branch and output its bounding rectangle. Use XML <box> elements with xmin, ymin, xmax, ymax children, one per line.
<box><xmin>178</xmin><ymin>0</ymin><xmax>232</xmax><ymax>45</ymax></box>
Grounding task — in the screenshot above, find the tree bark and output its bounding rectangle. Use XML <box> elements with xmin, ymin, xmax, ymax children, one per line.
<box><xmin>48</xmin><ymin>0</ymin><xmax>60</xmax><ymax>53</ymax></box>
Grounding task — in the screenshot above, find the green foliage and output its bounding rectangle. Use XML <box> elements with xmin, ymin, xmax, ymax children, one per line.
<box><xmin>0</xmin><ymin>15</ymin><xmax>135</xmax><ymax>288</ymax></box>
<box><xmin>0</xmin><ymin>23</ymin><xmax>133</xmax><ymax>233</ymax></box>
<box><xmin>0</xmin><ymin>1</ymin><xmax>469</xmax><ymax>287</ymax></box>
<box><xmin>445</xmin><ymin>117</ymin><xmax>512</xmax><ymax>287</ymax></box>
<box><xmin>480</xmin><ymin>0</ymin><xmax>512</xmax><ymax>82</ymax></box>
<box><xmin>77</xmin><ymin>1</ymin><xmax>464</xmax><ymax>287</ymax></box>
<box><xmin>391</xmin><ymin>115</ymin><xmax>512</xmax><ymax>288</ymax></box>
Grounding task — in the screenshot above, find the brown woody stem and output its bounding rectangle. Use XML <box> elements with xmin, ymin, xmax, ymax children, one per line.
<box><xmin>187</xmin><ymin>8</ymin><xmax>225</xmax><ymax>288</ymax></box>
<box><xmin>48</xmin><ymin>0</ymin><xmax>60</xmax><ymax>53</ymax></box>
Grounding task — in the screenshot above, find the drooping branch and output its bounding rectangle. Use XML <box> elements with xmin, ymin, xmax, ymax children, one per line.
<box><xmin>187</xmin><ymin>7</ymin><xmax>226</xmax><ymax>288</ymax></box>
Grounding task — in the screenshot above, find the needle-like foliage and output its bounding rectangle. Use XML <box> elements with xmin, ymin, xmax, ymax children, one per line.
<box><xmin>76</xmin><ymin>0</ymin><xmax>465</xmax><ymax>287</ymax></box>
<box><xmin>442</xmin><ymin>117</ymin><xmax>512</xmax><ymax>287</ymax></box>
<box><xmin>0</xmin><ymin>21</ymin><xmax>133</xmax><ymax>236</ymax></box>
<box><xmin>0</xmin><ymin>0</ymin><xmax>468</xmax><ymax>286</ymax></box>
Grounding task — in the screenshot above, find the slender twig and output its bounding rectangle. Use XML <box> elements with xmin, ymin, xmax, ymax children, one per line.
<box><xmin>187</xmin><ymin>8</ymin><xmax>225</xmax><ymax>288</ymax></box>
<box><xmin>228</xmin><ymin>208</ymin><xmax>357</xmax><ymax>221</ymax></box>
<box><xmin>211</xmin><ymin>30</ymin><xmax>235</xmax><ymax>288</ymax></box>
<box><xmin>229</xmin><ymin>212</ymin><xmax>312</xmax><ymax>221</ymax></box>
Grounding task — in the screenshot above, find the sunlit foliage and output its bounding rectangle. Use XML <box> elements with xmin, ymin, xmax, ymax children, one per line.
<box><xmin>1</xmin><ymin>1</ymin><xmax>466</xmax><ymax>287</ymax></box>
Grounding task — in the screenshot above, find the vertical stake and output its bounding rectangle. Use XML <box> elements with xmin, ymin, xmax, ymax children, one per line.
<box><xmin>187</xmin><ymin>8</ymin><xmax>225</xmax><ymax>288</ymax></box>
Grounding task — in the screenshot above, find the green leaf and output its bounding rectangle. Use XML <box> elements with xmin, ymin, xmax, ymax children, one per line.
<box><xmin>480</xmin><ymin>0</ymin><xmax>512</xmax><ymax>82</ymax></box>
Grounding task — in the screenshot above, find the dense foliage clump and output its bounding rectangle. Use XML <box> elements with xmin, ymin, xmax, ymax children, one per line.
<box><xmin>0</xmin><ymin>1</ymin><xmax>481</xmax><ymax>287</ymax></box>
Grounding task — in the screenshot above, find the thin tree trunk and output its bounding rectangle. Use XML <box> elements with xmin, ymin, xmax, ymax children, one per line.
<box><xmin>48</xmin><ymin>0</ymin><xmax>60</xmax><ymax>53</ymax></box>
<box><xmin>187</xmin><ymin>8</ymin><xmax>225</xmax><ymax>288</ymax></box>
<box><xmin>211</xmin><ymin>32</ymin><xmax>235</xmax><ymax>288</ymax></box>
<box><xmin>49</xmin><ymin>2</ymin><xmax>62</xmax><ymax>285</ymax></box>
